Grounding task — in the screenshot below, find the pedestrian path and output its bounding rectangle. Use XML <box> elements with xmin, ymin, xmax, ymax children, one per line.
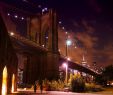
<box><xmin>8</xmin><ymin>89</ymin><xmax>113</xmax><ymax>95</ymax></box>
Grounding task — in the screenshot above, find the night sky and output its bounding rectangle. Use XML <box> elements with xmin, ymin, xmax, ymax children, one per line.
<box><xmin>1</xmin><ymin>0</ymin><xmax>113</xmax><ymax>67</ymax></box>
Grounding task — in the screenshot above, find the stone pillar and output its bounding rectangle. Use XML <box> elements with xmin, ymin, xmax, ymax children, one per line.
<box><xmin>23</xmin><ymin>55</ymin><xmax>30</xmax><ymax>84</ymax></box>
<box><xmin>23</xmin><ymin>53</ymin><xmax>45</xmax><ymax>84</ymax></box>
<box><xmin>53</xmin><ymin>11</ymin><xmax>58</xmax><ymax>53</ymax></box>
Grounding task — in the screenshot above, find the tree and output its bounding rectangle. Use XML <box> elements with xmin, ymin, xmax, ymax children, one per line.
<box><xmin>102</xmin><ymin>65</ymin><xmax>113</xmax><ymax>82</ymax></box>
<box><xmin>95</xmin><ymin>65</ymin><xmax>113</xmax><ymax>86</ymax></box>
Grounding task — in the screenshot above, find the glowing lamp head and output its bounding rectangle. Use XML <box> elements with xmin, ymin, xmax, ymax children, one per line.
<box><xmin>63</xmin><ymin>63</ymin><xmax>68</xmax><ymax>68</ymax></box>
<box><xmin>66</xmin><ymin>40</ymin><xmax>72</xmax><ymax>46</ymax></box>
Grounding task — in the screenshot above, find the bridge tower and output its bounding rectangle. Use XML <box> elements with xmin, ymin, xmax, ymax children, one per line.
<box><xmin>46</xmin><ymin>9</ymin><xmax>59</xmax><ymax>80</ymax></box>
<box><xmin>23</xmin><ymin>9</ymin><xmax>59</xmax><ymax>82</ymax></box>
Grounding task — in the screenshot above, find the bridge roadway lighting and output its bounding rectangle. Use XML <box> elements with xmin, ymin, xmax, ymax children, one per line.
<box><xmin>67</xmin><ymin>57</ymin><xmax>71</xmax><ymax>61</ymax></box>
<box><xmin>10</xmin><ymin>32</ymin><xmax>14</xmax><ymax>36</ymax></box>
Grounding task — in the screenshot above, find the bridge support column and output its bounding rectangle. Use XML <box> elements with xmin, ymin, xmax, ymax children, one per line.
<box><xmin>45</xmin><ymin>9</ymin><xmax>59</xmax><ymax>80</ymax></box>
<box><xmin>46</xmin><ymin>52</ymin><xmax>59</xmax><ymax>80</ymax></box>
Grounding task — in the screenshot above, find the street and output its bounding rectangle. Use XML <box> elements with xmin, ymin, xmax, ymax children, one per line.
<box><xmin>9</xmin><ymin>87</ymin><xmax>113</xmax><ymax>95</ymax></box>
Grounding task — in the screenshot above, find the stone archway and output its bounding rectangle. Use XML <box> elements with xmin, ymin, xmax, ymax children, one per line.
<box><xmin>2</xmin><ymin>66</ymin><xmax>7</xmax><ymax>95</ymax></box>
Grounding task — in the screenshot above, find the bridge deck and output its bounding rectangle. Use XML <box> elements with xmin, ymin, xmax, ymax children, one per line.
<box><xmin>9</xmin><ymin>33</ymin><xmax>98</xmax><ymax>76</ymax></box>
<box><xmin>9</xmin><ymin>33</ymin><xmax>48</xmax><ymax>53</ymax></box>
<box><xmin>59</xmin><ymin>57</ymin><xmax>99</xmax><ymax>76</ymax></box>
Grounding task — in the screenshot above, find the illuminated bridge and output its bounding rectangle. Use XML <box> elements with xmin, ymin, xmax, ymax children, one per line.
<box><xmin>10</xmin><ymin>32</ymin><xmax>98</xmax><ymax>77</ymax></box>
<box><xmin>0</xmin><ymin>2</ymin><xmax>99</xmax><ymax>94</ymax></box>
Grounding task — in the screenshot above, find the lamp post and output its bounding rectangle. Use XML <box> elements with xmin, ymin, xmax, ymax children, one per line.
<box><xmin>66</xmin><ymin>39</ymin><xmax>72</xmax><ymax>57</ymax></box>
<box><xmin>63</xmin><ymin>63</ymin><xmax>68</xmax><ymax>84</ymax></box>
<box><xmin>64</xmin><ymin>39</ymin><xmax>72</xmax><ymax>84</ymax></box>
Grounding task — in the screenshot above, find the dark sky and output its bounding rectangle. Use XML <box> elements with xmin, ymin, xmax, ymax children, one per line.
<box><xmin>1</xmin><ymin>0</ymin><xmax>113</xmax><ymax>67</ymax></box>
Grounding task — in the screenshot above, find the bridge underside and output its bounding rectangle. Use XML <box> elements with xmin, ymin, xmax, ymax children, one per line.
<box><xmin>11</xmin><ymin>36</ymin><xmax>98</xmax><ymax>85</ymax></box>
<box><xmin>11</xmin><ymin>37</ymin><xmax>59</xmax><ymax>84</ymax></box>
<box><xmin>59</xmin><ymin>57</ymin><xmax>98</xmax><ymax>76</ymax></box>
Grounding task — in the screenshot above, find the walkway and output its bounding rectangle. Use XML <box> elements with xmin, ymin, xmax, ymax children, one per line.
<box><xmin>8</xmin><ymin>90</ymin><xmax>113</xmax><ymax>95</ymax></box>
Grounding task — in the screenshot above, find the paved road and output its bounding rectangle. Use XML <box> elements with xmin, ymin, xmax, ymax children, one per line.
<box><xmin>9</xmin><ymin>90</ymin><xmax>113</xmax><ymax>95</ymax></box>
<box><xmin>8</xmin><ymin>87</ymin><xmax>113</xmax><ymax>95</ymax></box>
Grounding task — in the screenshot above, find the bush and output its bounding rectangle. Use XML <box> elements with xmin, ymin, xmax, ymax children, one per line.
<box><xmin>48</xmin><ymin>80</ymin><xmax>65</xmax><ymax>91</ymax></box>
<box><xmin>85</xmin><ymin>83</ymin><xmax>103</xmax><ymax>92</ymax></box>
<box><xmin>71</xmin><ymin>77</ymin><xmax>85</xmax><ymax>92</ymax></box>
<box><xmin>32</xmin><ymin>79</ymin><xmax>65</xmax><ymax>91</ymax></box>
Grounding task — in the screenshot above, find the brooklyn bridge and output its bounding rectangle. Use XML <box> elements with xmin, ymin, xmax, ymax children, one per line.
<box><xmin>0</xmin><ymin>2</ymin><xmax>98</xmax><ymax>94</ymax></box>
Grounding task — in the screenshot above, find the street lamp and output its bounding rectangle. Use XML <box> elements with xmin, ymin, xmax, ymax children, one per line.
<box><xmin>66</xmin><ymin>39</ymin><xmax>72</xmax><ymax>56</ymax></box>
<box><xmin>62</xmin><ymin>63</ymin><xmax>68</xmax><ymax>84</ymax></box>
<box><xmin>64</xmin><ymin>39</ymin><xmax>72</xmax><ymax>84</ymax></box>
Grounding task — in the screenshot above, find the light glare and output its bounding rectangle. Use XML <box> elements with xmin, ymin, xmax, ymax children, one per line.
<box><xmin>66</xmin><ymin>40</ymin><xmax>72</xmax><ymax>46</ymax></box>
